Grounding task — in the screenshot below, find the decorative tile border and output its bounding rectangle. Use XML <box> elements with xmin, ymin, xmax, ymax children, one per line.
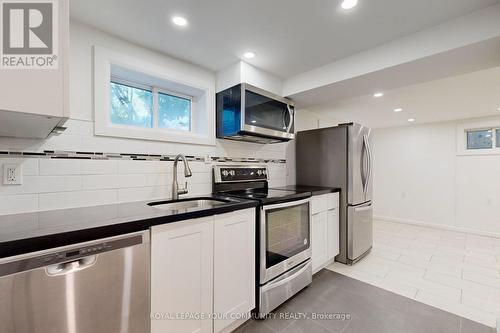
<box><xmin>0</xmin><ymin>150</ymin><xmax>286</xmax><ymax>164</ymax></box>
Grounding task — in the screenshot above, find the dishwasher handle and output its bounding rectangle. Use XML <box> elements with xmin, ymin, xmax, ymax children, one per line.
<box><xmin>46</xmin><ymin>255</ymin><xmax>97</xmax><ymax>276</ymax></box>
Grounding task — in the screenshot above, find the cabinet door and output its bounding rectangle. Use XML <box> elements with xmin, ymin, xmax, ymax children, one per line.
<box><xmin>311</xmin><ymin>211</ymin><xmax>328</xmax><ymax>273</ymax></box>
<box><xmin>327</xmin><ymin>208</ymin><xmax>340</xmax><ymax>261</ymax></box>
<box><xmin>151</xmin><ymin>217</ymin><xmax>214</xmax><ymax>333</ymax></box>
<box><xmin>0</xmin><ymin>0</ymin><xmax>69</xmax><ymax>118</ymax></box>
<box><xmin>214</xmin><ymin>209</ymin><xmax>256</xmax><ymax>333</ymax></box>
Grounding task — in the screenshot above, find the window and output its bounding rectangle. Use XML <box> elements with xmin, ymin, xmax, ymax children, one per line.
<box><xmin>466</xmin><ymin>129</ymin><xmax>493</xmax><ymax>150</ymax></box>
<box><xmin>158</xmin><ymin>92</ymin><xmax>191</xmax><ymax>131</ymax></box>
<box><xmin>94</xmin><ymin>47</ymin><xmax>215</xmax><ymax>146</ymax></box>
<box><xmin>110</xmin><ymin>78</ymin><xmax>192</xmax><ymax>132</ymax></box>
<box><xmin>457</xmin><ymin>120</ymin><xmax>500</xmax><ymax>155</ymax></box>
<box><xmin>110</xmin><ymin>81</ymin><xmax>153</xmax><ymax>128</ymax></box>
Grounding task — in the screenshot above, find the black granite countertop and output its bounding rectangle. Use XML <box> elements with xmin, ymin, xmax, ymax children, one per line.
<box><xmin>271</xmin><ymin>185</ymin><xmax>341</xmax><ymax>196</ymax></box>
<box><xmin>0</xmin><ymin>195</ymin><xmax>258</xmax><ymax>258</ymax></box>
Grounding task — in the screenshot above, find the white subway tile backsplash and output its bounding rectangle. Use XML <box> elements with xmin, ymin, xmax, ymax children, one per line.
<box><xmin>0</xmin><ymin>158</ymin><xmax>38</xmax><ymax>175</ymax></box>
<box><xmin>0</xmin><ymin>194</ymin><xmax>38</xmax><ymax>215</ymax></box>
<box><xmin>118</xmin><ymin>174</ymin><xmax>171</xmax><ymax>188</ymax></box>
<box><xmin>40</xmin><ymin>159</ymin><xmax>118</xmax><ymax>175</ymax></box>
<box><xmin>118</xmin><ymin>160</ymin><xmax>169</xmax><ymax>174</ymax></box>
<box><xmin>39</xmin><ymin>189</ymin><xmax>118</xmax><ymax>210</ymax></box>
<box><xmin>118</xmin><ymin>186</ymin><xmax>172</xmax><ymax>203</ymax></box>
<box><xmin>82</xmin><ymin>175</ymin><xmax>121</xmax><ymax>190</ymax></box>
<box><xmin>0</xmin><ymin>176</ymin><xmax>82</xmax><ymax>195</ymax></box>
<box><xmin>0</xmin><ymin>119</ymin><xmax>288</xmax><ymax>214</ymax></box>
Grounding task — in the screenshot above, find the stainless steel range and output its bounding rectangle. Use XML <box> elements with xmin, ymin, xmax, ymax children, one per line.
<box><xmin>213</xmin><ymin>165</ymin><xmax>312</xmax><ymax>316</ymax></box>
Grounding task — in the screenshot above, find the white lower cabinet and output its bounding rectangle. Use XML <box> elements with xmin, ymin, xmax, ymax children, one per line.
<box><xmin>151</xmin><ymin>216</ymin><xmax>214</xmax><ymax>333</ymax></box>
<box><xmin>213</xmin><ymin>210</ymin><xmax>255</xmax><ymax>333</ymax></box>
<box><xmin>311</xmin><ymin>193</ymin><xmax>340</xmax><ymax>273</ymax></box>
<box><xmin>327</xmin><ymin>207</ymin><xmax>340</xmax><ymax>262</ymax></box>
<box><xmin>151</xmin><ymin>208</ymin><xmax>256</xmax><ymax>333</ymax></box>
<box><xmin>311</xmin><ymin>211</ymin><xmax>328</xmax><ymax>272</ymax></box>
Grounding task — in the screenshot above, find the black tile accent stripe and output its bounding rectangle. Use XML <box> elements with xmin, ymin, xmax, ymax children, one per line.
<box><xmin>0</xmin><ymin>150</ymin><xmax>286</xmax><ymax>164</ymax></box>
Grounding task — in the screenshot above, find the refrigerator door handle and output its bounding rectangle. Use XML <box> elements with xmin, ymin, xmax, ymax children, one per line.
<box><xmin>365</xmin><ymin>134</ymin><xmax>373</xmax><ymax>198</ymax></box>
<box><xmin>363</xmin><ymin>134</ymin><xmax>371</xmax><ymax>199</ymax></box>
<box><xmin>354</xmin><ymin>202</ymin><xmax>373</xmax><ymax>212</ymax></box>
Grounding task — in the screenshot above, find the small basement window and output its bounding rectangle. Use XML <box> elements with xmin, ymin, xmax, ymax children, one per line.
<box><xmin>466</xmin><ymin>129</ymin><xmax>493</xmax><ymax>150</ymax></box>
<box><xmin>109</xmin><ymin>78</ymin><xmax>193</xmax><ymax>132</ymax></box>
<box><xmin>94</xmin><ymin>46</ymin><xmax>215</xmax><ymax>146</ymax></box>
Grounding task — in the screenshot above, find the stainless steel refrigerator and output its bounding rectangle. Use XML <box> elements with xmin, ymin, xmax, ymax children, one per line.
<box><xmin>296</xmin><ymin>123</ymin><xmax>373</xmax><ymax>265</ymax></box>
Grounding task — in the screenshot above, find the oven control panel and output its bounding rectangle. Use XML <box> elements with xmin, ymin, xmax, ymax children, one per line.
<box><xmin>214</xmin><ymin>166</ymin><xmax>268</xmax><ymax>183</ymax></box>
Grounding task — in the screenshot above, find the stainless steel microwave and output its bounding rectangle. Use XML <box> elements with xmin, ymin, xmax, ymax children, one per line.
<box><xmin>216</xmin><ymin>83</ymin><xmax>295</xmax><ymax>144</ymax></box>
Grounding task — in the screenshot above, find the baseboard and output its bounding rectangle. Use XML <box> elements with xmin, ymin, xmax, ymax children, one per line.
<box><xmin>374</xmin><ymin>215</ymin><xmax>500</xmax><ymax>239</ymax></box>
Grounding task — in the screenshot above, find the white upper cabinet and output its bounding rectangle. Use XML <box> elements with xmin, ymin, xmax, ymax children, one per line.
<box><xmin>0</xmin><ymin>0</ymin><xmax>69</xmax><ymax>138</ymax></box>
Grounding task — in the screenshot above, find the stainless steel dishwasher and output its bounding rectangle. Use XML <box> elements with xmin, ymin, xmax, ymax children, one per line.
<box><xmin>0</xmin><ymin>231</ymin><xmax>150</xmax><ymax>333</ymax></box>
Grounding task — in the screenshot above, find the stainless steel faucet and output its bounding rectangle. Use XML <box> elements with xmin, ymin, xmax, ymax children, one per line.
<box><xmin>172</xmin><ymin>154</ymin><xmax>193</xmax><ymax>200</ymax></box>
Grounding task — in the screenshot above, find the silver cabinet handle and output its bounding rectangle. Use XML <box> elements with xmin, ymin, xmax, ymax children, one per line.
<box><xmin>46</xmin><ymin>255</ymin><xmax>97</xmax><ymax>277</ymax></box>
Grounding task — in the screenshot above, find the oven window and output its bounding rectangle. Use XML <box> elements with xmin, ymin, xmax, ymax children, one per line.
<box><xmin>266</xmin><ymin>202</ymin><xmax>310</xmax><ymax>269</ymax></box>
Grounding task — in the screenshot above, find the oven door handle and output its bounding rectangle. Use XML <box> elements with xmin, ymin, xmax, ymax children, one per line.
<box><xmin>261</xmin><ymin>260</ymin><xmax>311</xmax><ymax>292</ymax></box>
<box><xmin>261</xmin><ymin>197</ymin><xmax>311</xmax><ymax>211</ymax></box>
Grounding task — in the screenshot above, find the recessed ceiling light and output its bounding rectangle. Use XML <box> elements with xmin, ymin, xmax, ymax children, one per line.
<box><xmin>373</xmin><ymin>92</ymin><xmax>384</xmax><ymax>98</ymax></box>
<box><xmin>243</xmin><ymin>51</ymin><xmax>256</xmax><ymax>59</ymax></box>
<box><xmin>394</xmin><ymin>108</ymin><xmax>403</xmax><ymax>112</ymax></box>
<box><xmin>341</xmin><ymin>0</ymin><xmax>358</xmax><ymax>10</ymax></box>
<box><xmin>497</xmin><ymin>107</ymin><xmax>500</xmax><ymax>111</ymax></box>
<box><xmin>172</xmin><ymin>16</ymin><xmax>188</xmax><ymax>27</ymax></box>
<box><xmin>408</xmin><ymin>118</ymin><xmax>416</xmax><ymax>122</ymax></box>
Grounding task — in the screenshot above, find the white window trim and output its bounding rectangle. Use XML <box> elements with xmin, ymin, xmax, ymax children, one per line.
<box><xmin>456</xmin><ymin>118</ymin><xmax>500</xmax><ymax>156</ymax></box>
<box><xmin>94</xmin><ymin>45</ymin><xmax>215</xmax><ymax>146</ymax></box>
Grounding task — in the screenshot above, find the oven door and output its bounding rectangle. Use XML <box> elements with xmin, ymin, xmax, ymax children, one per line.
<box><xmin>260</xmin><ymin>198</ymin><xmax>311</xmax><ymax>284</ymax></box>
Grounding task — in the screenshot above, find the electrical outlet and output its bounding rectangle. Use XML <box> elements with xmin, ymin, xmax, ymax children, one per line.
<box><xmin>3</xmin><ymin>164</ymin><xmax>22</xmax><ymax>185</ymax></box>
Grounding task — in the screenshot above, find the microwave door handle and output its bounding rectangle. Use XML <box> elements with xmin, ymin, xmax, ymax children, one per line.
<box><xmin>286</xmin><ymin>105</ymin><xmax>294</xmax><ymax>133</ymax></box>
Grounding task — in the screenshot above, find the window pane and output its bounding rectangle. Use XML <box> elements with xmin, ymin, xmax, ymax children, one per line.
<box><xmin>158</xmin><ymin>92</ymin><xmax>191</xmax><ymax>131</ymax></box>
<box><xmin>497</xmin><ymin>129</ymin><xmax>500</xmax><ymax>148</ymax></box>
<box><xmin>467</xmin><ymin>129</ymin><xmax>492</xmax><ymax>150</ymax></box>
<box><xmin>110</xmin><ymin>81</ymin><xmax>153</xmax><ymax>128</ymax></box>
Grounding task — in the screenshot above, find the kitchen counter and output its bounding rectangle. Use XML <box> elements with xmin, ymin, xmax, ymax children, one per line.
<box><xmin>0</xmin><ymin>196</ymin><xmax>258</xmax><ymax>259</ymax></box>
<box><xmin>272</xmin><ymin>185</ymin><xmax>340</xmax><ymax>196</ymax></box>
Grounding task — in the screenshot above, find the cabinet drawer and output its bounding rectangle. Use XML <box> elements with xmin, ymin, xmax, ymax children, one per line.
<box><xmin>311</xmin><ymin>195</ymin><xmax>328</xmax><ymax>215</ymax></box>
<box><xmin>327</xmin><ymin>193</ymin><xmax>340</xmax><ymax>210</ymax></box>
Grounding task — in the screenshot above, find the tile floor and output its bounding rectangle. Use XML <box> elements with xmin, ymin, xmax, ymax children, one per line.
<box><xmin>234</xmin><ymin>270</ymin><xmax>494</xmax><ymax>333</ymax></box>
<box><xmin>328</xmin><ymin>220</ymin><xmax>500</xmax><ymax>328</ymax></box>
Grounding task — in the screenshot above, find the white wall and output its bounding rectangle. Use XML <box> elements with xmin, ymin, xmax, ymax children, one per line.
<box><xmin>0</xmin><ymin>21</ymin><xmax>288</xmax><ymax>215</ymax></box>
<box><xmin>372</xmin><ymin>119</ymin><xmax>500</xmax><ymax>236</ymax></box>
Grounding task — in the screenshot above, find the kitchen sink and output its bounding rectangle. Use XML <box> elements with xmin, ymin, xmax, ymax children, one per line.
<box><xmin>148</xmin><ymin>197</ymin><xmax>230</xmax><ymax>211</ymax></box>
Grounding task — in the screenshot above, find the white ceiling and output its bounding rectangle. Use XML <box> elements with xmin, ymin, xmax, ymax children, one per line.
<box><xmin>310</xmin><ymin>66</ymin><xmax>500</xmax><ymax>129</ymax></box>
<box><xmin>70</xmin><ymin>0</ymin><xmax>498</xmax><ymax>78</ymax></box>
